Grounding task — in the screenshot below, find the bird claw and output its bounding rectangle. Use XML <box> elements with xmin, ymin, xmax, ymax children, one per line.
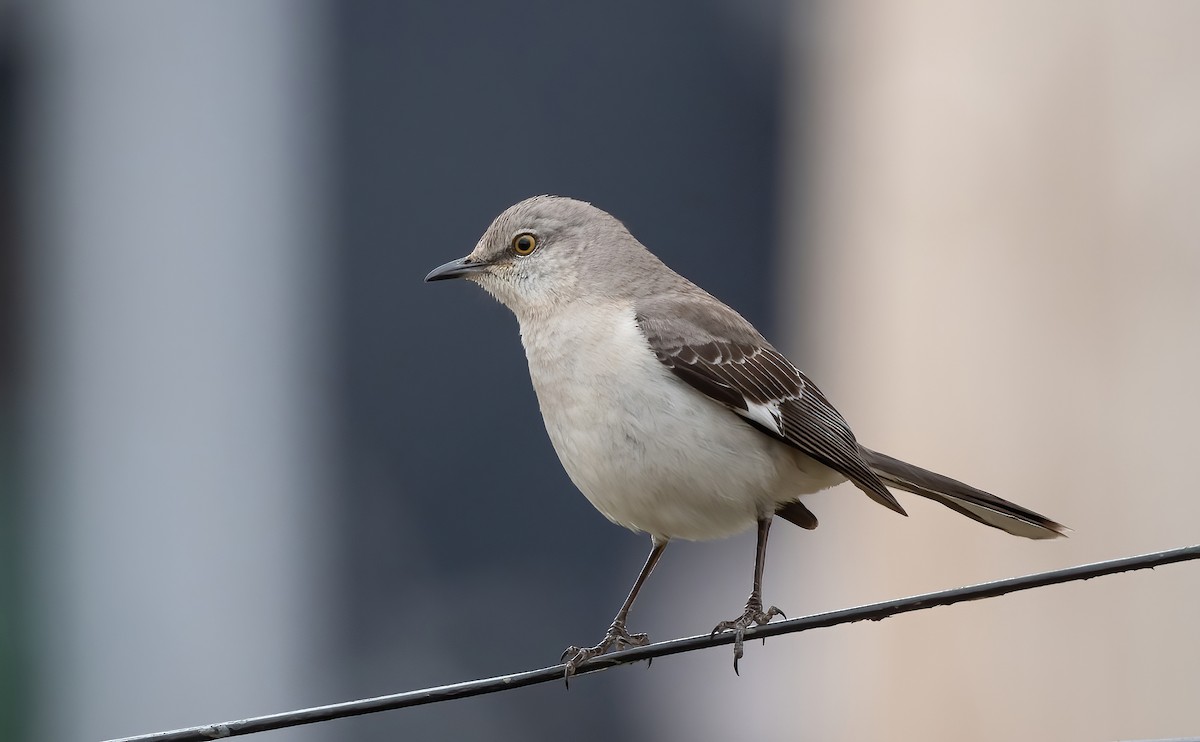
<box><xmin>710</xmin><ymin>598</ymin><xmax>785</xmax><ymax>675</ymax></box>
<box><xmin>561</xmin><ymin>622</ymin><xmax>650</xmax><ymax>685</ymax></box>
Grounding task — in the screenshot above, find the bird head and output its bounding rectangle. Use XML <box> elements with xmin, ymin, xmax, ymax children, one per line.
<box><xmin>425</xmin><ymin>195</ymin><xmax>661</xmax><ymax>315</ymax></box>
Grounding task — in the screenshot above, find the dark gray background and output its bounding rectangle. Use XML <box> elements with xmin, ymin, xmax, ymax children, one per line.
<box><xmin>329</xmin><ymin>1</ymin><xmax>790</xmax><ymax>738</ymax></box>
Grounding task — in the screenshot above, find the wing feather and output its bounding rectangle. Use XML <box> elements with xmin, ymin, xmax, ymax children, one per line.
<box><xmin>635</xmin><ymin>296</ymin><xmax>906</xmax><ymax>516</ymax></box>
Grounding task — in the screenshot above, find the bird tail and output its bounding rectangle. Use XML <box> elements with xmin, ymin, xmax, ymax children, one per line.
<box><xmin>859</xmin><ymin>447</ymin><xmax>1069</xmax><ymax>540</ymax></box>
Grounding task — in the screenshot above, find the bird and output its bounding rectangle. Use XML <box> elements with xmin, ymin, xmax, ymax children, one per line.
<box><xmin>425</xmin><ymin>195</ymin><xmax>1067</xmax><ymax>677</ymax></box>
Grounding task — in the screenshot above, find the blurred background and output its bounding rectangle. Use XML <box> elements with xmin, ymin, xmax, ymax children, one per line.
<box><xmin>2</xmin><ymin>1</ymin><xmax>1199</xmax><ymax>741</ymax></box>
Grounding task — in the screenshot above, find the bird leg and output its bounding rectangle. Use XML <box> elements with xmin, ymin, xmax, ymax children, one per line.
<box><xmin>711</xmin><ymin>516</ymin><xmax>785</xmax><ymax>674</ymax></box>
<box><xmin>562</xmin><ymin>539</ymin><xmax>667</xmax><ymax>681</ymax></box>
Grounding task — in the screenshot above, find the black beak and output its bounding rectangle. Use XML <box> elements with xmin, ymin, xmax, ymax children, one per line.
<box><xmin>424</xmin><ymin>256</ymin><xmax>490</xmax><ymax>282</ymax></box>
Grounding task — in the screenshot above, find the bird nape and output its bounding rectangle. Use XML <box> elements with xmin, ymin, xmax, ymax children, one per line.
<box><xmin>426</xmin><ymin>195</ymin><xmax>1068</xmax><ymax>678</ymax></box>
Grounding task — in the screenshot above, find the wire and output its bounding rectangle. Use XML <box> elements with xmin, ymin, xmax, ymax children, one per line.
<box><xmin>103</xmin><ymin>543</ymin><xmax>1200</xmax><ymax>742</ymax></box>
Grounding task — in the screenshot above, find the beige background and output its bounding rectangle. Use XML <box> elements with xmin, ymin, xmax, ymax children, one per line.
<box><xmin>648</xmin><ymin>3</ymin><xmax>1200</xmax><ymax>741</ymax></box>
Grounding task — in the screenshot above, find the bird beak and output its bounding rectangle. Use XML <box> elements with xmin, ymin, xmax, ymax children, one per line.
<box><xmin>424</xmin><ymin>256</ymin><xmax>491</xmax><ymax>282</ymax></box>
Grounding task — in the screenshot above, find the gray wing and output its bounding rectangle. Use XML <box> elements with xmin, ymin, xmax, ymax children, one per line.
<box><xmin>635</xmin><ymin>295</ymin><xmax>906</xmax><ymax>517</ymax></box>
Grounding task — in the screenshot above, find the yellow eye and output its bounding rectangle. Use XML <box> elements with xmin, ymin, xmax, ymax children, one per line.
<box><xmin>511</xmin><ymin>232</ymin><xmax>537</xmax><ymax>255</ymax></box>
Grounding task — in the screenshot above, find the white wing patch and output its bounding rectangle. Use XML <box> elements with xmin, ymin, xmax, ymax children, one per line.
<box><xmin>740</xmin><ymin>399</ymin><xmax>784</xmax><ymax>437</ymax></box>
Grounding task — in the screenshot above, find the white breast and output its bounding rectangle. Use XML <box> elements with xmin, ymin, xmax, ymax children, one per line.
<box><xmin>517</xmin><ymin>302</ymin><xmax>828</xmax><ymax>541</ymax></box>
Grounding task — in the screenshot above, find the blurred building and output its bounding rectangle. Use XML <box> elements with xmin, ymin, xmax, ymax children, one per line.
<box><xmin>3</xmin><ymin>2</ymin><xmax>1198</xmax><ymax>742</ymax></box>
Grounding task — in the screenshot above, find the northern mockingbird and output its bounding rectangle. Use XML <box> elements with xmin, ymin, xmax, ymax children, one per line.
<box><xmin>426</xmin><ymin>195</ymin><xmax>1067</xmax><ymax>676</ymax></box>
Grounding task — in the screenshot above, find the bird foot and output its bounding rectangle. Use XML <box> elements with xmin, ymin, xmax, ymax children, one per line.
<box><xmin>710</xmin><ymin>597</ymin><xmax>785</xmax><ymax>675</ymax></box>
<box><xmin>561</xmin><ymin>621</ymin><xmax>650</xmax><ymax>683</ymax></box>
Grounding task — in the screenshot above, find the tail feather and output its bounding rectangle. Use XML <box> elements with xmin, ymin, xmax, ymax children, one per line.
<box><xmin>859</xmin><ymin>447</ymin><xmax>1069</xmax><ymax>540</ymax></box>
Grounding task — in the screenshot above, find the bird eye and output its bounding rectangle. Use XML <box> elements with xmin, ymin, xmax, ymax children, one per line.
<box><xmin>511</xmin><ymin>232</ymin><xmax>537</xmax><ymax>255</ymax></box>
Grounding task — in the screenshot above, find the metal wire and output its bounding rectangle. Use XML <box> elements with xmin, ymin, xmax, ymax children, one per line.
<box><xmin>103</xmin><ymin>543</ymin><xmax>1200</xmax><ymax>742</ymax></box>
